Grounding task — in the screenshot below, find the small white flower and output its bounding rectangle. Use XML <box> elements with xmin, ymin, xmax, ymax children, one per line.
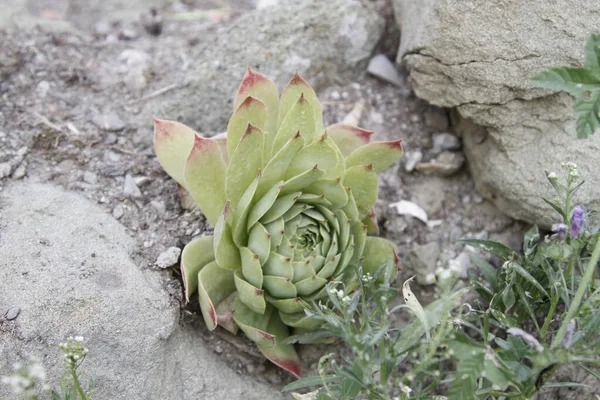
<box><xmin>341</xmin><ymin>296</ymin><xmax>351</xmax><ymax>305</ymax></box>
<box><xmin>399</xmin><ymin>383</ymin><xmax>412</xmax><ymax>394</ymax></box>
<box><xmin>547</xmin><ymin>171</ymin><xmax>557</xmax><ymax>180</ymax></box>
<box><xmin>74</xmin><ymin>336</ymin><xmax>84</xmax><ymax>342</ymax></box>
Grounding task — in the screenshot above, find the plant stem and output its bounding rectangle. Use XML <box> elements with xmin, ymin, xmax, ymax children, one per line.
<box><xmin>551</xmin><ymin>236</ymin><xmax>600</xmax><ymax>349</ymax></box>
<box><xmin>70</xmin><ymin>365</ymin><xmax>87</xmax><ymax>400</ymax></box>
<box><xmin>540</xmin><ymin>293</ymin><xmax>559</xmax><ymax>339</ymax></box>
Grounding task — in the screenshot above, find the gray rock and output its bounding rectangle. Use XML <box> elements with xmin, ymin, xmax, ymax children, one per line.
<box><xmin>155</xmin><ymin>247</ymin><xmax>182</xmax><ymax>269</ymax></box>
<box><xmin>0</xmin><ymin>182</ymin><xmax>283</xmax><ymax>399</ymax></box>
<box><xmin>122</xmin><ymin>174</ymin><xmax>141</xmax><ymax>198</ymax></box>
<box><xmin>91</xmin><ymin>111</ymin><xmax>126</xmax><ymax>131</ymax></box>
<box><xmin>367</xmin><ymin>54</ymin><xmax>403</xmax><ymax>87</ymax></box>
<box><xmin>395</xmin><ymin>0</ymin><xmax>600</xmax><ymax>227</ymax></box>
<box><xmin>118</xmin><ymin>49</ymin><xmax>150</xmax><ymax>91</ymax></box>
<box><xmin>432</xmin><ymin>133</ymin><xmax>461</xmax><ymax>152</ymax></box>
<box><xmin>0</xmin><ymin>163</ymin><xmax>12</xmax><ymax>179</ymax></box>
<box><xmin>448</xmin><ymin>251</ymin><xmax>472</xmax><ymax>279</ymax></box>
<box><xmin>403</xmin><ymin>150</ymin><xmax>422</xmax><ymax>172</ymax></box>
<box><xmin>415</xmin><ymin>151</ymin><xmax>465</xmax><ymax>177</ymax></box>
<box><xmin>5</xmin><ymin>307</ymin><xmax>20</xmax><ymax>320</ymax></box>
<box><xmin>11</xmin><ymin>163</ymin><xmax>26</xmax><ymax>179</ymax></box>
<box><xmin>409</xmin><ymin>242</ymin><xmax>441</xmax><ymax>285</ymax></box>
<box><xmin>83</xmin><ymin>171</ymin><xmax>98</xmax><ymax>184</ymax></box>
<box><xmin>112</xmin><ymin>203</ymin><xmax>124</xmax><ymax>220</ymax></box>
<box><xmin>142</xmin><ymin>0</ymin><xmax>384</xmax><ymax>132</ymax></box>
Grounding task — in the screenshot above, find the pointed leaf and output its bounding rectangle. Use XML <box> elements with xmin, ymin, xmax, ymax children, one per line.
<box><xmin>240</xmin><ymin>247</ymin><xmax>263</xmax><ymax>288</ymax></box>
<box><xmin>257</xmin><ymin>132</ymin><xmax>304</xmax><ymax>199</ymax></box>
<box><xmin>261</xmin><ymin>192</ymin><xmax>301</xmax><ymax>224</ymax></box>
<box><xmin>247</xmin><ymin>182</ymin><xmax>283</xmax><ymax>230</ymax></box>
<box><xmin>233</xmin><ymin>298</ymin><xmax>275</xmax><ymax>346</ymax></box>
<box><xmin>458</xmin><ymin>239</ymin><xmax>514</xmax><ymax>260</ymax></box>
<box><xmin>279</xmin><ymin>73</ymin><xmax>323</xmax><ymax>136</ymax></box>
<box><xmin>234</xmin><ymin>268</ymin><xmax>266</xmax><ymax>314</ymax></box>
<box><xmin>214</xmin><ymin>202</ymin><xmax>241</xmax><ymax>270</ymax></box>
<box><xmin>268</xmin><ymin>296</ymin><xmax>306</xmax><ymax>314</ymax></box>
<box><xmin>153</xmin><ymin>119</ymin><xmax>197</xmax><ymax>186</ymax></box>
<box><xmin>326</xmin><ymin>123</ymin><xmax>374</xmax><ymax>157</ymax></box>
<box><xmin>226</xmin><ymin>96</ymin><xmax>267</xmax><ymax>158</ymax></box>
<box><xmin>531</xmin><ymin>67</ymin><xmax>600</xmax><ymax>95</ymax></box>
<box><xmin>279</xmin><ymin>310</ymin><xmax>323</xmax><ymax>330</ymax></box>
<box><xmin>263</xmin><ymin>252</ymin><xmax>294</xmax><ymax>279</ymax></box>
<box><xmin>184</xmin><ymin>135</ymin><xmax>227</xmax><ymax>226</ymax></box>
<box><xmin>181</xmin><ymin>236</ymin><xmax>214</xmax><ymax>302</ymax></box>
<box><xmin>281</xmin><ymin>165</ymin><xmax>325</xmax><ymax>195</ymax></box>
<box><xmin>272</xmin><ymin>94</ymin><xmax>316</xmax><ymax>155</ymax></box>
<box><xmin>234</xmin><ymin>67</ymin><xmax>279</xmax><ymax>146</ymax></box>
<box><xmin>403</xmin><ymin>276</ymin><xmax>430</xmax><ymax>342</ymax></box>
<box><xmin>198</xmin><ymin>261</ymin><xmax>236</xmax><ymax>330</ymax></box>
<box><xmin>362</xmin><ymin>209</ymin><xmax>379</xmax><ymax>235</ymax></box>
<box><xmin>286</xmin><ymin>135</ymin><xmax>343</xmax><ymax>180</ymax></box>
<box><xmin>343</xmin><ymin>165</ymin><xmax>378</xmax><ymax>217</ymax></box>
<box><xmin>232</xmin><ymin>172</ymin><xmax>261</xmax><ymax>246</ymax></box>
<box><xmin>346</xmin><ymin>140</ymin><xmax>403</xmax><ymax>173</ymax></box>
<box><xmin>256</xmin><ymin>311</ymin><xmax>301</xmax><ymax>378</ymax></box>
<box><xmin>263</xmin><ymin>275</ymin><xmax>297</xmax><ymax>298</ymax></box>
<box><xmin>584</xmin><ymin>33</ymin><xmax>600</xmax><ymax>75</ymax></box>
<box><xmin>226</xmin><ymin>124</ymin><xmax>264</xmax><ymax>208</ymax></box>
<box><xmin>304</xmin><ymin>179</ymin><xmax>348</xmax><ymax>209</ymax></box>
<box><xmin>248</xmin><ymin>222</ymin><xmax>271</xmax><ymax>265</ymax></box>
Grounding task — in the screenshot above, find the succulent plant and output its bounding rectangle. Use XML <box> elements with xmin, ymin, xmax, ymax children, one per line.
<box><xmin>154</xmin><ymin>68</ymin><xmax>402</xmax><ymax>377</ymax></box>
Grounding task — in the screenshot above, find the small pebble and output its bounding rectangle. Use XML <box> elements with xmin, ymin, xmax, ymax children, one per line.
<box><xmin>11</xmin><ymin>163</ymin><xmax>26</xmax><ymax>179</ymax></box>
<box><xmin>367</xmin><ymin>54</ymin><xmax>403</xmax><ymax>87</ymax></box>
<box><xmin>432</xmin><ymin>133</ymin><xmax>461</xmax><ymax>152</ymax></box>
<box><xmin>83</xmin><ymin>171</ymin><xmax>98</xmax><ymax>184</ymax></box>
<box><xmin>5</xmin><ymin>307</ymin><xmax>20</xmax><ymax>320</ymax></box>
<box><xmin>123</xmin><ymin>174</ymin><xmax>142</xmax><ymax>197</ymax></box>
<box><xmin>415</xmin><ymin>151</ymin><xmax>465</xmax><ymax>177</ymax></box>
<box><xmin>155</xmin><ymin>247</ymin><xmax>182</xmax><ymax>269</ymax></box>
<box><xmin>0</xmin><ymin>163</ymin><xmax>12</xmax><ymax>179</ymax></box>
<box><xmin>112</xmin><ymin>204</ymin><xmax>125</xmax><ymax>220</ymax></box>
<box><xmin>141</xmin><ymin>8</ymin><xmax>163</xmax><ymax>36</ymax></box>
<box><xmin>404</xmin><ymin>151</ymin><xmax>423</xmax><ymax>172</ymax></box>
<box><xmin>92</xmin><ymin>111</ymin><xmax>126</xmax><ymax>131</ymax></box>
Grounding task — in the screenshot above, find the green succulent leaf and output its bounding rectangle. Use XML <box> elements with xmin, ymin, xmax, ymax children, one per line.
<box><xmin>362</xmin><ymin>237</ymin><xmax>399</xmax><ymax>283</ymax></box>
<box><xmin>225</xmin><ymin>123</ymin><xmax>264</xmax><ymax>209</ymax></box>
<box><xmin>184</xmin><ymin>135</ymin><xmax>227</xmax><ymax>226</ymax></box>
<box><xmin>226</xmin><ymin>96</ymin><xmax>267</xmax><ymax>158</ymax></box>
<box><xmin>234</xmin><ymin>67</ymin><xmax>279</xmax><ymax>144</ymax></box>
<box><xmin>345</xmin><ymin>140</ymin><xmax>403</xmax><ymax>173</ymax></box>
<box><xmin>197</xmin><ymin>261</ymin><xmax>236</xmax><ymax>330</ymax></box>
<box><xmin>272</xmin><ymin>94</ymin><xmax>316</xmax><ymax>155</ymax></box>
<box><xmin>343</xmin><ymin>165</ymin><xmax>379</xmax><ymax>217</ymax></box>
<box><xmin>279</xmin><ymin>73</ymin><xmax>323</xmax><ymax>138</ymax></box>
<box><xmin>214</xmin><ymin>202</ymin><xmax>242</xmax><ymax>271</ymax></box>
<box><xmin>153</xmin><ymin>118</ymin><xmax>197</xmax><ymax>187</ymax></box>
<box><xmin>256</xmin><ymin>310</ymin><xmax>302</xmax><ymax>378</ymax></box>
<box><xmin>326</xmin><ymin>123</ymin><xmax>374</xmax><ymax>157</ymax></box>
<box><xmin>181</xmin><ymin>235</ymin><xmax>215</xmax><ymax>302</ymax></box>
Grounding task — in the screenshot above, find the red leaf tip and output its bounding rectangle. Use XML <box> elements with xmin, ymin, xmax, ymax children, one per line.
<box><xmin>386</xmin><ymin>139</ymin><xmax>403</xmax><ymax>151</ymax></box>
<box><xmin>255</xmin><ymin>288</ymin><xmax>264</xmax><ymax>295</ymax></box>
<box><xmin>238</xmin><ymin>95</ymin><xmax>263</xmax><ymax>110</ymax></box>
<box><xmin>153</xmin><ymin>118</ymin><xmax>174</xmax><ymax>137</ymax></box>
<box><xmin>289</xmin><ymin>71</ymin><xmax>308</xmax><ymax>86</ymax></box>
<box><xmin>191</xmin><ymin>134</ymin><xmax>214</xmax><ymax>153</ymax></box>
<box><xmin>293</xmin><ymin>130</ymin><xmax>302</xmax><ymax>139</ymax></box>
<box><xmin>244</xmin><ymin>123</ymin><xmax>259</xmax><ymax>136</ymax></box>
<box><xmin>270</xmin><ymin>357</ymin><xmax>301</xmax><ymax>378</ymax></box>
<box><xmin>238</xmin><ymin>67</ymin><xmax>268</xmax><ymax>95</ymax></box>
<box><xmin>298</xmin><ymin>92</ymin><xmax>307</xmax><ymax>103</ymax></box>
<box><xmin>365</xmin><ymin>163</ymin><xmax>374</xmax><ymax>171</ymax></box>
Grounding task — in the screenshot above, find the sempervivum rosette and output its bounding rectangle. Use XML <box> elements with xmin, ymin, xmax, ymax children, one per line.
<box><xmin>154</xmin><ymin>69</ymin><xmax>402</xmax><ymax>376</ymax></box>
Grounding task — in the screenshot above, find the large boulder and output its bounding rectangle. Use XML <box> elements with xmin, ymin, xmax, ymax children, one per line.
<box><xmin>0</xmin><ymin>183</ymin><xmax>283</xmax><ymax>399</ymax></box>
<box><xmin>394</xmin><ymin>0</ymin><xmax>600</xmax><ymax>227</ymax></box>
<box><xmin>143</xmin><ymin>0</ymin><xmax>385</xmax><ymax>133</ymax></box>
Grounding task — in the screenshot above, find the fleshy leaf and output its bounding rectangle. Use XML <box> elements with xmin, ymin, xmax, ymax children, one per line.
<box><xmin>226</xmin><ymin>124</ymin><xmax>264</xmax><ymax>209</ymax></box>
<box><xmin>197</xmin><ymin>261</ymin><xmax>236</xmax><ymax>330</ymax></box>
<box><xmin>362</xmin><ymin>236</ymin><xmax>399</xmax><ymax>283</ymax></box>
<box><xmin>233</xmin><ymin>298</ymin><xmax>276</xmax><ymax>346</ymax></box>
<box><xmin>362</xmin><ymin>209</ymin><xmax>379</xmax><ymax>235</ymax></box>
<box><xmin>232</xmin><ymin>173</ymin><xmax>261</xmax><ymax>247</ymax></box>
<box><xmin>184</xmin><ymin>135</ymin><xmax>227</xmax><ymax>226</ymax></box>
<box><xmin>256</xmin><ymin>311</ymin><xmax>302</xmax><ymax>378</ymax></box>
<box><xmin>214</xmin><ymin>202</ymin><xmax>241</xmax><ymax>270</ymax></box>
<box><xmin>234</xmin><ymin>267</ymin><xmax>266</xmax><ymax>314</ymax></box>
<box><xmin>271</xmin><ymin>94</ymin><xmax>316</xmax><ymax>156</ymax></box>
<box><xmin>234</xmin><ymin>67</ymin><xmax>279</xmax><ymax>145</ymax></box>
<box><xmin>226</xmin><ymin>96</ymin><xmax>267</xmax><ymax>158</ymax></box>
<box><xmin>153</xmin><ymin>118</ymin><xmax>197</xmax><ymax>187</ymax></box>
<box><xmin>304</xmin><ymin>179</ymin><xmax>348</xmax><ymax>209</ymax></box>
<box><xmin>325</xmin><ymin>123</ymin><xmax>373</xmax><ymax>157</ymax></box>
<box><xmin>279</xmin><ymin>73</ymin><xmax>323</xmax><ymax>137</ymax></box>
<box><xmin>181</xmin><ymin>236</ymin><xmax>214</xmax><ymax>302</ymax></box>
<box><xmin>343</xmin><ymin>165</ymin><xmax>378</xmax><ymax>217</ymax></box>
<box><xmin>286</xmin><ymin>135</ymin><xmax>344</xmax><ymax>180</ymax></box>
<box><xmin>345</xmin><ymin>140</ymin><xmax>403</xmax><ymax>173</ymax></box>
<box><xmin>257</xmin><ymin>132</ymin><xmax>304</xmax><ymax>199</ymax></box>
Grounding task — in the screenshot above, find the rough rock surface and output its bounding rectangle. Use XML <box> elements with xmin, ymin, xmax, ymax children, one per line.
<box><xmin>143</xmin><ymin>0</ymin><xmax>385</xmax><ymax>133</ymax></box>
<box><xmin>394</xmin><ymin>0</ymin><xmax>600</xmax><ymax>227</ymax></box>
<box><xmin>0</xmin><ymin>183</ymin><xmax>283</xmax><ymax>400</ymax></box>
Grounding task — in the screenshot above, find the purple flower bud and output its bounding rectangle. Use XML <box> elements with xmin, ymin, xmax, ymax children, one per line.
<box><xmin>570</xmin><ymin>206</ymin><xmax>585</xmax><ymax>239</ymax></box>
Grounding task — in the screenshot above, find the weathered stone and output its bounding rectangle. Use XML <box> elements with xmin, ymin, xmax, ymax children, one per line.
<box><xmin>91</xmin><ymin>110</ymin><xmax>126</xmax><ymax>131</ymax></box>
<box><xmin>432</xmin><ymin>133</ymin><xmax>460</xmax><ymax>152</ymax></box>
<box><xmin>415</xmin><ymin>151</ymin><xmax>465</xmax><ymax>177</ymax></box>
<box><xmin>155</xmin><ymin>247</ymin><xmax>182</xmax><ymax>269</ymax></box>
<box><xmin>409</xmin><ymin>242</ymin><xmax>441</xmax><ymax>285</ymax></box>
<box><xmin>367</xmin><ymin>54</ymin><xmax>403</xmax><ymax>86</ymax></box>
<box><xmin>142</xmin><ymin>0</ymin><xmax>385</xmax><ymax>133</ymax></box>
<box><xmin>0</xmin><ymin>183</ymin><xmax>283</xmax><ymax>399</ymax></box>
<box><xmin>394</xmin><ymin>0</ymin><xmax>600</xmax><ymax>227</ymax></box>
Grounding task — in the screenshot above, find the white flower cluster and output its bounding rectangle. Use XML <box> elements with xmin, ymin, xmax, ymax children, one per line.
<box><xmin>562</xmin><ymin>161</ymin><xmax>580</xmax><ymax>180</ymax></box>
<box><xmin>361</xmin><ymin>272</ymin><xmax>373</xmax><ymax>284</ymax></box>
<box><xmin>59</xmin><ymin>336</ymin><xmax>89</xmax><ymax>368</ymax></box>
